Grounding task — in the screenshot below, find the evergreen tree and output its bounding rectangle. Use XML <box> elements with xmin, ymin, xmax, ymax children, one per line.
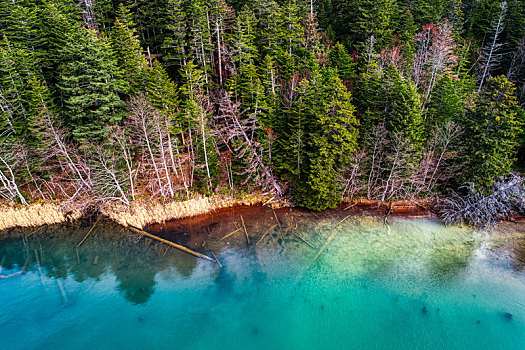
<box><xmin>386</xmin><ymin>66</ymin><xmax>425</xmax><ymax>149</ymax></box>
<box><xmin>328</xmin><ymin>42</ymin><xmax>356</xmax><ymax>83</ymax></box>
<box><xmin>279</xmin><ymin>68</ymin><xmax>359</xmax><ymax>210</ymax></box>
<box><xmin>461</xmin><ymin>75</ymin><xmax>523</xmax><ymax>189</ymax></box>
<box><xmin>57</xmin><ymin>28</ymin><xmax>126</xmax><ymax>145</ymax></box>
<box><xmin>162</xmin><ymin>0</ymin><xmax>188</xmax><ymax>70</ymax></box>
<box><xmin>110</xmin><ymin>4</ymin><xmax>148</xmax><ymax>90</ymax></box>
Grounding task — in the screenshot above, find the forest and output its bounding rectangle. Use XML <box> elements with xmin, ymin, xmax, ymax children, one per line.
<box><xmin>1</xmin><ymin>0</ymin><xmax>524</xmax><ymax>212</ymax></box>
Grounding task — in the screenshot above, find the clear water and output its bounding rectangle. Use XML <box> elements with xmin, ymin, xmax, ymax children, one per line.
<box><xmin>1</xmin><ymin>216</ymin><xmax>525</xmax><ymax>350</ymax></box>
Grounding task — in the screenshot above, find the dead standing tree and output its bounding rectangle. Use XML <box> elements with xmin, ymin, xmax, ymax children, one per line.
<box><xmin>127</xmin><ymin>96</ymin><xmax>169</xmax><ymax>198</ymax></box>
<box><xmin>0</xmin><ymin>149</ymin><xmax>28</xmax><ymax>205</ymax></box>
<box><xmin>478</xmin><ymin>1</ymin><xmax>507</xmax><ymax>92</ymax></box>
<box><xmin>215</xmin><ymin>91</ymin><xmax>283</xmax><ymax>195</ymax></box>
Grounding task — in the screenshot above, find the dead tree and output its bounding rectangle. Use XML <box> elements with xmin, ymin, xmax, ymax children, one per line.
<box><xmin>127</xmin><ymin>96</ymin><xmax>166</xmax><ymax>197</ymax></box>
<box><xmin>0</xmin><ymin>153</ymin><xmax>28</xmax><ymax>205</ymax></box>
<box><xmin>215</xmin><ymin>91</ymin><xmax>283</xmax><ymax>195</ymax></box>
<box><xmin>413</xmin><ymin>21</ymin><xmax>458</xmax><ymax>103</ymax></box>
<box><xmin>478</xmin><ymin>1</ymin><xmax>507</xmax><ymax>92</ymax></box>
<box><xmin>79</xmin><ymin>0</ymin><xmax>98</xmax><ymax>32</ymax></box>
<box><xmin>110</xmin><ymin>126</ymin><xmax>136</xmax><ymax>201</ymax></box>
<box><xmin>438</xmin><ymin>173</ymin><xmax>525</xmax><ymax>227</ymax></box>
<box><xmin>91</xmin><ymin>145</ymin><xmax>130</xmax><ymax>205</ymax></box>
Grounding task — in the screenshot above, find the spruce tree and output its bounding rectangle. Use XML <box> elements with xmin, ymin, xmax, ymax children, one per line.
<box><xmin>461</xmin><ymin>75</ymin><xmax>523</xmax><ymax>189</ymax></box>
<box><xmin>110</xmin><ymin>4</ymin><xmax>148</xmax><ymax>90</ymax></box>
<box><xmin>279</xmin><ymin>68</ymin><xmax>359</xmax><ymax>210</ymax></box>
<box><xmin>57</xmin><ymin>28</ymin><xmax>126</xmax><ymax>145</ymax></box>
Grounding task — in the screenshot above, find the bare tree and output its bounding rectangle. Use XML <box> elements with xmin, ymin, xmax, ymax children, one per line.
<box><xmin>0</xmin><ymin>150</ymin><xmax>28</xmax><ymax>205</ymax></box>
<box><xmin>439</xmin><ymin>173</ymin><xmax>525</xmax><ymax>227</ymax></box>
<box><xmin>215</xmin><ymin>91</ymin><xmax>283</xmax><ymax>195</ymax></box>
<box><xmin>478</xmin><ymin>1</ymin><xmax>507</xmax><ymax>92</ymax></box>
<box><xmin>91</xmin><ymin>145</ymin><xmax>130</xmax><ymax>205</ymax></box>
<box><xmin>127</xmin><ymin>96</ymin><xmax>166</xmax><ymax>197</ymax></box>
<box><xmin>109</xmin><ymin>126</ymin><xmax>136</xmax><ymax>201</ymax></box>
<box><xmin>413</xmin><ymin>21</ymin><xmax>458</xmax><ymax>103</ymax></box>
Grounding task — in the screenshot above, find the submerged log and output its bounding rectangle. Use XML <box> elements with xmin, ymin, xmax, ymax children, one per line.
<box><xmin>256</xmin><ymin>224</ymin><xmax>278</xmax><ymax>246</ymax></box>
<box><xmin>240</xmin><ymin>215</ymin><xmax>250</xmax><ymax>244</ymax></box>
<box><xmin>291</xmin><ymin>231</ymin><xmax>315</xmax><ymax>249</ymax></box>
<box><xmin>219</xmin><ymin>227</ymin><xmax>242</xmax><ymax>241</ymax></box>
<box><xmin>312</xmin><ymin>214</ymin><xmax>352</xmax><ymax>262</ymax></box>
<box><xmin>272</xmin><ymin>210</ymin><xmax>284</xmax><ymax>240</ymax></box>
<box><xmin>77</xmin><ymin>217</ymin><xmax>100</xmax><ymax>248</ymax></box>
<box><xmin>128</xmin><ymin>226</ymin><xmax>216</xmax><ymax>262</ymax></box>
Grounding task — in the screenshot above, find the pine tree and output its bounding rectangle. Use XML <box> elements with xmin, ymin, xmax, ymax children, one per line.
<box><xmin>110</xmin><ymin>4</ymin><xmax>148</xmax><ymax>90</ymax></box>
<box><xmin>162</xmin><ymin>0</ymin><xmax>188</xmax><ymax>69</ymax></box>
<box><xmin>147</xmin><ymin>60</ymin><xmax>180</xmax><ymax>119</ymax></box>
<box><xmin>279</xmin><ymin>68</ymin><xmax>359</xmax><ymax>210</ymax></box>
<box><xmin>461</xmin><ymin>75</ymin><xmax>523</xmax><ymax>189</ymax></box>
<box><xmin>229</xmin><ymin>5</ymin><xmax>258</xmax><ymax>70</ymax></box>
<box><xmin>0</xmin><ymin>36</ymin><xmax>41</xmax><ymax>140</ymax></box>
<box><xmin>38</xmin><ymin>2</ymin><xmax>80</xmax><ymax>84</ymax></box>
<box><xmin>386</xmin><ymin>66</ymin><xmax>425</xmax><ymax>149</ymax></box>
<box><xmin>57</xmin><ymin>28</ymin><xmax>126</xmax><ymax>145</ymax></box>
<box><xmin>328</xmin><ymin>42</ymin><xmax>356</xmax><ymax>83</ymax></box>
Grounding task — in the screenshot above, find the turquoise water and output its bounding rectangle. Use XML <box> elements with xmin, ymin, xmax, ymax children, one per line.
<box><xmin>1</xmin><ymin>216</ymin><xmax>525</xmax><ymax>349</ymax></box>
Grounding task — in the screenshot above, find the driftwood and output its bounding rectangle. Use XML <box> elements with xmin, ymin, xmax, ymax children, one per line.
<box><xmin>219</xmin><ymin>227</ymin><xmax>242</xmax><ymax>241</ymax></box>
<box><xmin>438</xmin><ymin>173</ymin><xmax>525</xmax><ymax>227</ymax></box>
<box><xmin>312</xmin><ymin>215</ymin><xmax>352</xmax><ymax>262</ymax></box>
<box><xmin>256</xmin><ymin>224</ymin><xmax>278</xmax><ymax>246</ymax></box>
<box><xmin>128</xmin><ymin>226</ymin><xmax>215</xmax><ymax>262</ymax></box>
<box><xmin>211</xmin><ymin>251</ymin><xmax>222</xmax><ymax>267</ymax></box>
<box><xmin>27</xmin><ymin>226</ymin><xmax>46</xmax><ymax>238</ymax></box>
<box><xmin>291</xmin><ymin>231</ymin><xmax>315</xmax><ymax>249</ymax></box>
<box><xmin>77</xmin><ymin>217</ymin><xmax>100</xmax><ymax>248</ymax></box>
<box><xmin>273</xmin><ymin>210</ymin><xmax>284</xmax><ymax>240</ymax></box>
<box><xmin>240</xmin><ymin>215</ymin><xmax>250</xmax><ymax>244</ymax></box>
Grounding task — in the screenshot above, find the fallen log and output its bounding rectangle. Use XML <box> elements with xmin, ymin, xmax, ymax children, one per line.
<box><xmin>219</xmin><ymin>227</ymin><xmax>242</xmax><ymax>241</ymax></box>
<box><xmin>291</xmin><ymin>231</ymin><xmax>315</xmax><ymax>249</ymax></box>
<box><xmin>273</xmin><ymin>210</ymin><xmax>284</xmax><ymax>240</ymax></box>
<box><xmin>312</xmin><ymin>214</ymin><xmax>352</xmax><ymax>262</ymax></box>
<box><xmin>256</xmin><ymin>224</ymin><xmax>278</xmax><ymax>246</ymax></box>
<box><xmin>128</xmin><ymin>226</ymin><xmax>216</xmax><ymax>262</ymax></box>
<box><xmin>240</xmin><ymin>215</ymin><xmax>250</xmax><ymax>244</ymax></box>
<box><xmin>77</xmin><ymin>217</ymin><xmax>100</xmax><ymax>248</ymax></box>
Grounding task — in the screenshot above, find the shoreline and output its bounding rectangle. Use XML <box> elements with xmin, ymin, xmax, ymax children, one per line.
<box><xmin>0</xmin><ymin>195</ymin><xmax>436</xmax><ymax>233</ymax></box>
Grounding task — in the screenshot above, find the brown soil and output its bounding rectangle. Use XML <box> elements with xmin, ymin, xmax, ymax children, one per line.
<box><xmin>146</xmin><ymin>199</ymin><xmax>437</xmax><ymax>250</ymax></box>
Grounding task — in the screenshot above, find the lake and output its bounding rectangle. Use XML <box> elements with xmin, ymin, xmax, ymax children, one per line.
<box><xmin>1</xmin><ymin>208</ymin><xmax>525</xmax><ymax>349</ymax></box>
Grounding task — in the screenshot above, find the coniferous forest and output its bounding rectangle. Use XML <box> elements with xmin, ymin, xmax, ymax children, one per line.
<box><xmin>1</xmin><ymin>0</ymin><xmax>525</xmax><ymax>212</ymax></box>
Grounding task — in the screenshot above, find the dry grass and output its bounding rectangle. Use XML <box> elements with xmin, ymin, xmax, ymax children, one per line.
<box><xmin>0</xmin><ymin>193</ymin><xmax>289</xmax><ymax>232</ymax></box>
<box><xmin>100</xmin><ymin>193</ymin><xmax>284</xmax><ymax>229</ymax></box>
<box><xmin>0</xmin><ymin>202</ymin><xmax>82</xmax><ymax>232</ymax></box>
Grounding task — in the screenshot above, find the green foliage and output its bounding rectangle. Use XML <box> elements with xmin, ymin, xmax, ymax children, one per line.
<box><xmin>278</xmin><ymin>68</ymin><xmax>359</xmax><ymax>210</ymax></box>
<box><xmin>1</xmin><ymin>0</ymin><xmax>524</xmax><ymax>205</ymax></box>
<box><xmin>110</xmin><ymin>5</ymin><xmax>148</xmax><ymax>90</ymax></box>
<box><xmin>328</xmin><ymin>43</ymin><xmax>356</xmax><ymax>83</ymax></box>
<box><xmin>461</xmin><ymin>75</ymin><xmax>523</xmax><ymax>189</ymax></box>
<box><xmin>57</xmin><ymin>28</ymin><xmax>126</xmax><ymax>145</ymax></box>
<box><xmin>386</xmin><ymin>67</ymin><xmax>424</xmax><ymax>149</ymax></box>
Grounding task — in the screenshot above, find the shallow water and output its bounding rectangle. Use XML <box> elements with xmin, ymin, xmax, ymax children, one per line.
<box><xmin>1</xmin><ymin>214</ymin><xmax>525</xmax><ymax>349</ymax></box>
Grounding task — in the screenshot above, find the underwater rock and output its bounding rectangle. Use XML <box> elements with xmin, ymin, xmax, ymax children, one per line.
<box><xmin>504</xmin><ymin>312</ymin><xmax>513</xmax><ymax>320</ymax></box>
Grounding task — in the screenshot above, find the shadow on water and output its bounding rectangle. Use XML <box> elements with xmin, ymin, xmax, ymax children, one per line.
<box><xmin>426</xmin><ymin>239</ymin><xmax>477</xmax><ymax>282</ymax></box>
<box><xmin>0</xmin><ymin>220</ymin><xmax>199</xmax><ymax>304</ymax></box>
